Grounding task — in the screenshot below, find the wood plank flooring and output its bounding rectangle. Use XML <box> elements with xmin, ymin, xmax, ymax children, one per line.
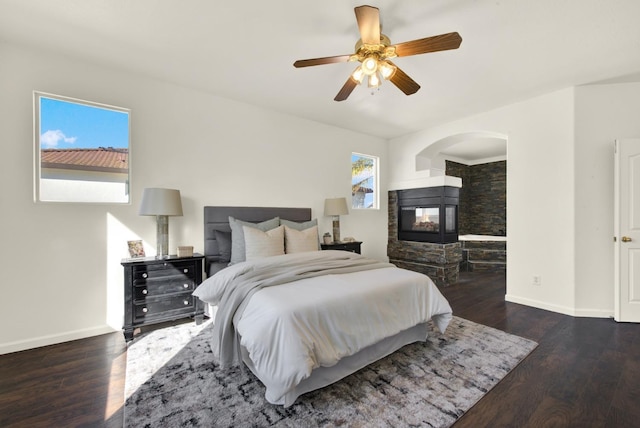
<box><xmin>1</xmin><ymin>272</ymin><xmax>640</xmax><ymax>427</ymax></box>
<box><xmin>442</xmin><ymin>272</ymin><xmax>640</xmax><ymax>428</ymax></box>
<box><xmin>0</xmin><ymin>327</ymin><xmax>126</xmax><ymax>427</ymax></box>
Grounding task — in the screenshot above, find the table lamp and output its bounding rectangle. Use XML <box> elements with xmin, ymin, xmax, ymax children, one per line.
<box><xmin>324</xmin><ymin>197</ymin><xmax>349</xmax><ymax>243</ymax></box>
<box><xmin>139</xmin><ymin>188</ymin><xmax>183</xmax><ymax>258</ymax></box>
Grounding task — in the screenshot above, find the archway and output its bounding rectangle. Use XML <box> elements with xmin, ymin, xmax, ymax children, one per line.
<box><xmin>415</xmin><ymin>131</ymin><xmax>508</xmax><ymax>176</ymax></box>
<box><xmin>415</xmin><ymin>131</ymin><xmax>508</xmax><ymax>272</ymax></box>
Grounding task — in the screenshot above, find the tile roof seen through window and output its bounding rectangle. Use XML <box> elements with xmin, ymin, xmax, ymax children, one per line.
<box><xmin>41</xmin><ymin>147</ymin><xmax>128</xmax><ymax>173</ymax></box>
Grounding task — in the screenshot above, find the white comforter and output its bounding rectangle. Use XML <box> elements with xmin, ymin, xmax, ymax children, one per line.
<box><xmin>194</xmin><ymin>251</ymin><xmax>452</xmax><ymax>405</ymax></box>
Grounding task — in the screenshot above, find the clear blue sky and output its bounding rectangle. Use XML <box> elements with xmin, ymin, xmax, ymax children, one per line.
<box><xmin>40</xmin><ymin>96</ymin><xmax>129</xmax><ymax>149</ymax></box>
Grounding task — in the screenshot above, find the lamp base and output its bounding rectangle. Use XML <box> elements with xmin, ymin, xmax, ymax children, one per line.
<box><xmin>332</xmin><ymin>216</ymin><xmax>341</xmax><ymax>243</ymax></box>
<box><xmin>156</xmin><ymin>215</ymin><xmax>169</xmax><ymax>258</ymax></box>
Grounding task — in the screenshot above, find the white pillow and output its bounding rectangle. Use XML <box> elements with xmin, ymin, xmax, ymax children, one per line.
<box><xmin>228</xmin><ymin>216</ymin><xmax>280</xmax><ymax>264</ymax></box>
<box><xmin>243</xmin><ymin>225</ymin><xmax>285</xmax><ymax>260</ymax></box>
<box><xmin>284</xmin><ymin>225</ymin><xmax>319</xmax><ymax>254</ymax></box>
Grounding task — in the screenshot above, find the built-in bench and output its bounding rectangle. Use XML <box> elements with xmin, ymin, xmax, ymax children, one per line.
<box><xmin>459</xmin><ymin>237</ymin><xmax>506</xmax><ymax>273</ymax></box>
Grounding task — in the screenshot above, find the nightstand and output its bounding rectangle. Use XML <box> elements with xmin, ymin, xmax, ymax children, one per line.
<box><xmin>121</xmin><ymin>253</ymin><xmax>204</xmax><ymax>341</ymax></box>
<box><xmin>321</xmin><ymin>241</ymin><xmax>362</xmax><ymax>254</ymax></box>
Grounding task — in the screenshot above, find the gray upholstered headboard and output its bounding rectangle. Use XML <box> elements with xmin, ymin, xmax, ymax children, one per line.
<box><xmin>203</xmin><ymin>206</ymin><xmax>312</xmax><ymax>276</ymax></box>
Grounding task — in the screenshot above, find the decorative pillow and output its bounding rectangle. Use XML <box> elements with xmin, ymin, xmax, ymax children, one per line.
<box><xmin>280</xmin><ymin>218</ymin><xmax>320</xmax><ymax>249</ymax></box>
<box><xmin>280</xmin><ymin>218</ymin><xmax>318</xmax><ymax>230</ymax></box>
<box><xmin>213</xmin><ymin>229</ymin><xmax>232</xmax><ymax>262</ymax></box>
<box><xmin>243</xmin><ymin>225</ymin><xmax>285</xmax><ymax>260</ymax></box>
<box><xmin>229</xmin><ymin>216</ymin><xmax>280</xmax><ymax>264</ymax></box>
<box><xmin>284</xmin><ymin>225</ymin><xmax>319</xmax><ymax>254</ymax></box>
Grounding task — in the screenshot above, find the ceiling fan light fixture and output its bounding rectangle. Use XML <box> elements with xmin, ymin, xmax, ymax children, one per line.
<box><xmin>378</xmin><ymin>61</ymin><xmax>396</xmax><ymax>80</ymax></box>
<box><xmin>368</xmin><ymin>72</ymin><xmax>381</xmax><ymax>88</ymax></box>
<box><xmin>361</xmin><ymin>56</ymin><xmax>378</xmax><ymax>76</ymax></box>
<box><xmin>351</xmin><ymin>66</ymin><xmax>365</xmax><ymax>84</ymax></box>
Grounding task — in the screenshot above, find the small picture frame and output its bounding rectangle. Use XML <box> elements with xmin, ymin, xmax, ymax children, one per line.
<box><xmin>127</xmin><ymin>240</ymin><xmax>145</xmax><ymax>258</ymax></box>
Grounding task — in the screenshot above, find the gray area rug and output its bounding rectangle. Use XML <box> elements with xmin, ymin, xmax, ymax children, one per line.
<box><xmin>124</xmin><ymin>317</ymin><xmax>537</xmax><ymax>427</ymax></box>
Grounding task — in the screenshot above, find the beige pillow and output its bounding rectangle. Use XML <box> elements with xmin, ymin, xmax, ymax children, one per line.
<box><xmin>284</xmin><ymin>225</ymin><xmax>319</xmax><ymax>254</ymax></box>
<box><xmin>243</xmin><ymin>225</ymin><xmax>285</xmax><ymax>260</ymax></box>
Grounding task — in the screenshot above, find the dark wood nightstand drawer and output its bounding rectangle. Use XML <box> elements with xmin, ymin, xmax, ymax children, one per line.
<box><xmin>133</xmin><ymin>294</ymin><xmax>196</xmax><ymax>321</ymax></box>
<box><xmin>133</xmin><ymin>279</ymin><xmax>195</xmax><ymax>300</ymax></box>
<box><xmin>133</xmin><ymin>261</ymin><xmax>197</xmax><ymax>282</ymax></box>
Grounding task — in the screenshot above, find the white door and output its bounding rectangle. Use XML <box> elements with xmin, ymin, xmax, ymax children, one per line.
<box><xmin>614</xmin><ymin>138</ymin><xmax>640</xmax><ymax>322</ymax></box>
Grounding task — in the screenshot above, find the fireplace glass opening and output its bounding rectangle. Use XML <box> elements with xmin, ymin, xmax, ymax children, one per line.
<box><xmin>445</xmin><ymin>205</ymin><xmax>457</xmax><ymax>233</ymax></box>
<box><xmin>401</xmin><ymin>207</ymin><xmax>440</xmax><ymax>232</ymax></box>
<box><xmin>400</xmin><ymin>206</ymin><xmax>457</xmax><ymax>235</ymax></box>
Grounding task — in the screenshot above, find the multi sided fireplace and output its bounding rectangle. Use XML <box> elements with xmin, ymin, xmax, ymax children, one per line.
<box><xmin>397</xmin><ymin>186</ymin><xmax>459</xmax><ymax>244</ymax></box>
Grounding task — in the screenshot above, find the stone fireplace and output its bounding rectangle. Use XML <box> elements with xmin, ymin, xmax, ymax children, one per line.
<box><xmin>388</xmin><ymin>187</ymin><xmax>462</xmax><ymax>286</ymax></box>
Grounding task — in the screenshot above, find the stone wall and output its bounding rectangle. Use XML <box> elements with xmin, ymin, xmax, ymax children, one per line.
<box><xmin>446</xmin><ymin>160</ymin><xmax>506</xmax><ymax>236</ymax></box>
<box><xmin>388</xmin><ymin>190</ymin><xmax>461</xmax><ymax>286</ymax></box>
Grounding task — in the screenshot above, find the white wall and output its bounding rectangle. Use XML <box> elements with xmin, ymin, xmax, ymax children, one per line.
<box><xmin>574</xmin><ymin>83</ymin><xmax>640</xmax><ymax>315</ymax></box>
<box><xmin>390</xmin><ymin>82</ymin><xmax>640</xmax><ymax>318</ymax></box>
<box><xmin>389</xmin><ymin>88</ymin><xmax>578</xmax><ymax>315</ymax></box>
<box><xmin>0</xmin><ymin>41</ymin><xmax>388</xmax><ymax>354</ymax></box>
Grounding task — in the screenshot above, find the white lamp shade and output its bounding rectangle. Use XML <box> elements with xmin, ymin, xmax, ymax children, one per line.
<box><xmin>324</xmin><ymin>197</ymin><xmax>349</xmax><ymax>216</ymax></box>
<box><xmin>139</xmin><ymin>188</ymin><xmax>183</xmax><ymax>216</ymax></box>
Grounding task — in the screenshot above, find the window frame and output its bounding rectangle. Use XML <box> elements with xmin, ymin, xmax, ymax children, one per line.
<box><xmin>351</xmin><ymin>152</ymin><xmax>379</xmax><ymax>210</ymax></box>
<box><xmin>33</xmin><ymin>91</ymin><xmax>131</xmax><ymax>204</ymax></box>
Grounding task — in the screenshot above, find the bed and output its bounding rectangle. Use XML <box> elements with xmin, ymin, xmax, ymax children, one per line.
<box><xmin>195</xmin><ymin>206</ymin><xmax>453</xmax><ymax>407</ymax></box>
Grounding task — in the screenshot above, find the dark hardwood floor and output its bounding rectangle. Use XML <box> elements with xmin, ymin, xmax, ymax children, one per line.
<box><xmin>0</xmin><ymin>326</ymin><xmax>126</xmax><ymax>428</ymax></box>
<box><xmin>2</xmin><ymin>272</ymin><xmax>640</xmax><ymax>427</ymax></box>
<box><xmin>443</xmin><ymin>273</ymin><xmax>640</xmax><ymax>428</ymax></box>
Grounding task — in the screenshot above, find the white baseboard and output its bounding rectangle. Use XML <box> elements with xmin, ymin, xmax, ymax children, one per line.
<box><xmin>0</xmin><ymin>325</ymin><xmax>117</xmax><ymax>355</ymax></box>
<box><xmin>572</xmin><ymin>308</ymin><xmax>615</xmax><ymax>318</ymax></box>
<box><xmin>505</xmin><ymin>294</ymin><xmax>613</xmax><ymax>318</ymax></box>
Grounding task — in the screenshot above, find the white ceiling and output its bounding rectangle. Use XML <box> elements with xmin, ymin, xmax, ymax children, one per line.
<box><xmin>1</xmin><ymin>0</ymin><xmax>640</xmax><ymax>161</ymax></box>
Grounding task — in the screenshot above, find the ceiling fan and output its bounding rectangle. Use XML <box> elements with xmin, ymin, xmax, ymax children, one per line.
<box><xmin>293</xmin><ymin>5</ymin><xmax>462</xmax><ymax>101</ymax></box>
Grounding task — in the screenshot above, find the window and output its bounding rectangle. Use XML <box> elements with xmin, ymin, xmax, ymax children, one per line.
<box><xmin>34</xmin><ymin>92</ymin><xmax>131</xmax><ymax>203</ymax></box>
<box><xmin>351</xmin><ymin>152</ymin><xmax>378</xmax><ymax>209</ymax></box>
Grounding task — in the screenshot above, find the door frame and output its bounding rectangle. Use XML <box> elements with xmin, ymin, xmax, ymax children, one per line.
<box><xmin>614</xmin><ymin>138</ymin><xmax>640</xmax><ymax>322</ymax></box>
<box><xmin>614</xmin><ymin>139</ymin><xmax>621</xmax><ymax>320</ymax></box>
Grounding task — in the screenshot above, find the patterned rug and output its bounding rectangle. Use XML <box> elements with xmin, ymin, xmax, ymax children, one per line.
<box><xmin>124</xmin><ymin>317</ymin><xmax>537</xmax><ymax>427</ymax></box>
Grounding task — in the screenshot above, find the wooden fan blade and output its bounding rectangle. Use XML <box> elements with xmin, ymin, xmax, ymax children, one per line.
<box><xmin>387</xmin><ymin>61</ymin><xmax>420</xmax><ymax>95</ymax></box>
<box><xmin>354</xmin><ymin>5</ymin><xmax>380</xmax><ymax>45</ymax></box>
<box><xmin>334</xmin><ymin>77</ymin><xmax>358</xmax><ymax>102</ymax></box>
<box><xmin>394</xmin><ymin>32</ymin><xmax>462</xmax><ymax>57</ymax></box>
<box><xmin>293</xmin><ymin>55</ymin><xmax>351</xmax><ymax>68</ymax></box>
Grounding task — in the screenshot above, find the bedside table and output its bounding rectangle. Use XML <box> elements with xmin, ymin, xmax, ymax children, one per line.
<box><xmin>121</xmin><ymin>253</ymin><xmax>204</xmax><ymax>341</ymax></box>
<box><xmin>321</xmin><ymin>241</ymin><xmax>362</xmax><ymax>254</ymax></box>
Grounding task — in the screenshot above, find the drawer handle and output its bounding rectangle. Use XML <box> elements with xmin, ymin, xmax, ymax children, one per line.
<box><xmin>142</xmin><ymin>307</ymin><xmax>148</xmax><ymax>313</ymax></box>
<box><xmin>142</xmin><ymin>273</ymin><xmax>148</xmax><ymax>279</ymax></box>
<box><xmin>183</xmin><ymin>300</ymin><xmax>189</xmax><ymax>305</ymax></box>
<box><xmin>142</xmin><ymin>289</ymin><xmax>148</xmax><ymax>295</ymax></box>
<box><xmin>183</xmin><ymin>268</ymin><xmax>189</xmax><ymax>273</ymax></box>
<box><xmin>183</xmin><ymin>284</ymin><xmax>189</xmax><ymax>289</ymax></box>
